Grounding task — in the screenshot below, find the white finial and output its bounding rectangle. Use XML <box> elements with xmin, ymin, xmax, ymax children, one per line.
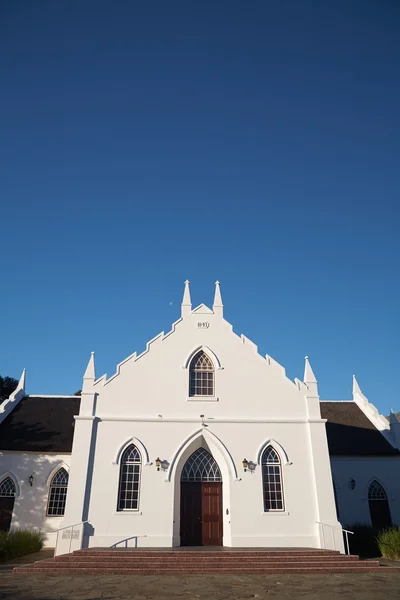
<box><xmin>213</xmin><ymin>280</ymin><xmax>223</xmax><ymax>316</ymax></box>
<box><xmin>83</xmin><ymin>352</ymin><xmax>96</xmax><ymax>383</ymax></box>
<box><xmin>181</xmin><ymin>280</ymin><xmax>192</xmax><ymax>316</ymax></box>
<box><xmin>352</xmin><ymin>374</ymin><xmax>362</xmax><ymax>397</ymax></box>
<box><xmin>304</xmin><ymin>356</ymin><xmax>317</xmax><ymax>384</ymax></box>
<box><xmin>18</xmin><ymin>368</ymin><xmax>26</xmax><ymax>393</ymax></box>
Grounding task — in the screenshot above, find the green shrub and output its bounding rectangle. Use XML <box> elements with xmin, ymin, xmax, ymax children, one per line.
<box><xmin>377</xmin><ymin>527</ymin><xmax>400</xmax><ymax>560</ymax></box>
<box><xmin>343</xmin><ymin>524</ymin><xmax>380</xmax><ymax>557</ymax></box>
<box><xmin>0</xmin><ymin>529</ymin><xmax>44</xmax><ymax>561</ymax></box>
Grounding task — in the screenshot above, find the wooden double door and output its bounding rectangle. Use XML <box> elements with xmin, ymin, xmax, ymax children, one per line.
<box><xmin>180</xmin><ymin>482</ymin><xmax>223</xmax><ymax>546</ymax></box>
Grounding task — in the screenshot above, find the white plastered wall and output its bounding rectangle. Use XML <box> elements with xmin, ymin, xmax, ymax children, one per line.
<box><xmin>56</xmin><ymin>302</ymin><xmax>342</xmax><ymax>553</ymax></box>
<box><xmin>0</xmin><ymin>452</ymin><xmax>71</xmax><ymax>547</ymax></box>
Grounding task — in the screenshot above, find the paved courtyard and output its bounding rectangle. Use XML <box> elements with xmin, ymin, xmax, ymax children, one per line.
<box><xmin>1</xmin><ymin>572</ymin><xmax>400</xmax><ymax>600</ymax></box>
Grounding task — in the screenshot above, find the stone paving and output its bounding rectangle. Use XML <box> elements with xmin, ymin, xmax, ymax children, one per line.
<box><xmin>2</xmin><ymin>572</ymin><xmax>400</xmax><ymax>599</ymax></box>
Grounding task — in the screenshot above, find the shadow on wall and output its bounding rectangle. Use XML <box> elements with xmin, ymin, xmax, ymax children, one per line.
<box><xmin>1</xmin><ymin>420</ymin><xmax>69</xmax><ymax>539</ymax></box>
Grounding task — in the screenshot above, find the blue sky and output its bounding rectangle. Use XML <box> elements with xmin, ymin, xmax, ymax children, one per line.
<box><xmin>1</xmin><ymin>1</ymin><xmax>399</xmax><ymax>415</ymax></box>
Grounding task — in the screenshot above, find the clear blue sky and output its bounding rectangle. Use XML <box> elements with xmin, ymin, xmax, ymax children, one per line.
<box><xmin>1</xmin><ymin>1</ymin><xmax>399</xmax><ymax>415</ymax></box>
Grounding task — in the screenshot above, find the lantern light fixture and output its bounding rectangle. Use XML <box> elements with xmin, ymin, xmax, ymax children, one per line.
<box><xmin>242</xmin><ymin>458</ymin><xmax>248</xmax><ymax>472</ymax></box>
<box><xmin>155</xmin><ymin>457</ymin><xmax>162</xmax><ymax>471</ymax></box>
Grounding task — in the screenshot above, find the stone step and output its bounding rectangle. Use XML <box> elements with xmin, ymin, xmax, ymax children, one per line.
<box><xmin>71</xmin><ymin>549</ymin><xmax>341</xmax><ymax>557</ymax></box>
<box><xmin>52</xmin><ymin>555</ymin><xmax>361</xmax><ymax>564</ymax></box>
<box><xmin>14</xmin><ymin>565</ymin><xmax>400</xmax><ymax>574</ymax></box>
<box><xmin>34</xmin><ymin>559</ymin><xmax>381</xmax><ymax>569</ymax></box>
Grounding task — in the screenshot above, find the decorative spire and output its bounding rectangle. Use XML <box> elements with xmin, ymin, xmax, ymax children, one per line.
<box><xmin>17</xmin><ymin>368</ymin><xmax>26</xmax><ymax>394</ymax></box>
<box><xmin>352</xmin><ymin>374</ymin><xmax>362</xmax><ymax>397</ymax></box>
<box><xmin>83</xmin><ymin>352</ymin><xmax>96</xmax><ymax>386</ymax></box>
<box><xmin>181</xmin><ymin>280</ymin><xmax>192</xmax><ymax>316</ymax></box>
<box><xmin>304</xmin><ymin>356</ymin><xmax>317</xmax><ymax>384</ymax></box>
<box><xmin>213</xmin><ymin>281</ymin><xmax>223</xmax><ymax>316</ymax></box>
<box><xmin>303</xmin><ymin>356</ymin><xmax>318</xmax><ymax>397</ymax></box>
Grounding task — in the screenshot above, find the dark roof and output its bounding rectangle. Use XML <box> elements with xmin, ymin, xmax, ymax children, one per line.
<box><xmin>0</xmin><ymin>396</ymin><xmax>80</xmax><ymax>452</ymax></box>
<box><xmin>320</xmin><ymin>401</ymin><xmax>399</xmax><ymax>456</ymax></box>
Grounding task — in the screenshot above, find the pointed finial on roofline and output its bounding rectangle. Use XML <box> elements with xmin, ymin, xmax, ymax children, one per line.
<box><xmin>213</xmin><ymin>280</ymin><xmax>223</xmax><ymax>316</ymax></box>
<box><xmin>352</xmin><ymin>374</ymin><xmax>363</xmax><ymax>397</ymax></box>
<box><xmin>83</xmin><ymin>352</ymin><xmax>96</xmax><ymax>383</ymax></box>
<box><xmin>304</xmin><ymin>356</ymin><xmax>317</xmax><ymax>384</ymax></box>
<box><xmin>181</xmin><ymin>280</ymin><xmax>192</xmax><ymax>316</ymax></box>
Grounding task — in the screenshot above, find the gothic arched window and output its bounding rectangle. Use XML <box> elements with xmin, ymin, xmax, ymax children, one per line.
<box><xmin>181</xmin><ymin>448</ymin><xmax>222</xmax><ymax>482</ymax></box>
<box><xmin>262</xmin><ymin>446</ymin><xmax>284</xmax><ymax>511</ymax></box>
<box><xmin>117</xmin><ymin>444</ymin><xmax>142</xmax><ymax>511</ymax></box>
<box><xmin>47</xmin><ymin>468</ymin><xmax>69</xmax><ymax>516</ymax></box>
<box><xmin>189</xmin><ymin>351</ymin><xmax>214</xmax><ymax>397</ymax></box>
<box><xmin>368</xmin><ymin>480</ymin><xmax>392</xmax><ymax>529</ymax></box>
<box><xmin>0</xmin><ymin>477</ymin><xmax>16</xmax><ymax>532</ymax></box>
<box><xmin>0</xmin><ymin>477</ymin><xmax>16</xmax><ymax>497</ymax></box>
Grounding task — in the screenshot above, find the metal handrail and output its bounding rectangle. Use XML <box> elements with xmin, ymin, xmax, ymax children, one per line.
<box><xmin>316</xmin><ymin>521</ymin><xmax>354</xmax><ymax>555</ymax></box>
<box><xmin>54</xmin><ymin>520</ymin><xmax>89</xmax><ymax>554</ymax></box>
<box><xmin>52</xmin><ymin>520</ymin><xmax>89</xmax><ymax>533</ymax></box>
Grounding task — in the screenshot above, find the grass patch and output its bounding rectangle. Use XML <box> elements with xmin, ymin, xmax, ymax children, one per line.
<box><xmin>0</xmin><ymin>530</ymin><xmax>44</xmax><ymax>561</ymax></box>
<box><xmin>377</xmin><ymin>527</ymin><xmax>400</xmax><ymax>560</ymax></box>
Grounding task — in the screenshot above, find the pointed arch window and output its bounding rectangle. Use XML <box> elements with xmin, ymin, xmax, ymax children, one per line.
<box><xmin>368</xmin><ymin>480</ymin><xmax>392</xmax><ymax>529</ymax></box>
<box><xmin>181</xmin><ymin>448</ymin><xmax>222</xmax><ymax>482</ymax></box>
<box><xmin>47</xmin><ymin>468</ymin><xmax>69</xmax><ymax>516</ymax></box>
<box><xmin>189</xmin><ymin>351</ymin><xmax>214</xmax><ymax>397</ymax></box>
<box><xmin>117</xmin><ymin>444</ymin><xmax>142</xmax><ymax>511</ymax></box>
<box><xmin>0</xmin><ymin>477</ymin><xmax>16</xmax><ymax>497</ymax></box>
<box><xmin>262</xmin><ymin>446</ymin><xmax>284</xmax><ymax>511</ymax></box>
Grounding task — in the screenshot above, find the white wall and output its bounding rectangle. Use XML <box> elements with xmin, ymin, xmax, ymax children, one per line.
<box><xmin>56</xmin><ymin>305</ymin><xmax>342</xmax><ymax>553</ymax></box>
<box><xmin>0</xmin><ymin>451</ymin><xmax>71</xmax><ymax>547</ymax></box>
<box><xmin>331</xmin><ymin>456</ymin><xmax>400</xmax><ymax>527</ymax></box>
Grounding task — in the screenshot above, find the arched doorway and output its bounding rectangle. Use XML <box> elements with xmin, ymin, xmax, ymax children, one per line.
<box><xmin>368</xmin><ymin>480</ymin><xmax>392</xmax><ymax>530</ymax></box>
<box><xmin>180</xmin><ymin>447</ymin><xmax>223</xmax><ymax>546</ymax></box>
<box><xmin>0</xmin><ymin>477</ymin><xmax>16</xmax><ymax>532</ymax></box>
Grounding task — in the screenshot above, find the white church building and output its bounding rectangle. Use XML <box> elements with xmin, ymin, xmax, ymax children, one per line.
<box><xmin>1</xmin><ymin>281</ymin><xmax>399</xmax><ymax>556</ymax></box>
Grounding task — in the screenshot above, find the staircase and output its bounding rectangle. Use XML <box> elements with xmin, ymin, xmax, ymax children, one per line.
<box><xmin>13</xmin><ymin>548</ymin><xmax>400</xmax><ymax>574</ymax></box>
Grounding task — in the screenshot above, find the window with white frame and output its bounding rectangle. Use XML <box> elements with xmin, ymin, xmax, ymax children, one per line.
<box><xmin>189</xmin><ymin>351</ymin><xmax>214</xmax><ymax>396</ymax></box>
<box><xmin>0</xmin><ymin>477</ymin><xmax>16</xmax><ymax>497</ymax></box>
<box><xmin>117</xmin><ymin>444</ymin><xmax>142</xmax><ymax>511</ymax></box>
<box><xmin>262</xmin><ymin>446</ymin><xmax>284</xmax><ymax>511</ymax></box>
<box><xmin>47</xmin><ymin>468</ymin><xmax>69</xmax><ymax>516</ymax></box>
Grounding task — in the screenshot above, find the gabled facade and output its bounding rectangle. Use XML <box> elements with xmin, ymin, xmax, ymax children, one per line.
<box><xmin>1</xmin><ymin>281</ymin><xmax>399</xmax><ymax>555</ymax></box>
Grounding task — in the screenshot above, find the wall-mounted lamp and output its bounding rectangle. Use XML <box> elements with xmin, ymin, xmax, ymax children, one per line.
<box><xmin>28</xmin><ymin>473</ymin><xmax>35</xmax><ymax>487</ymax></box>
<box><xmin>242</xmin><ymin>458</ymin><xmax>249</xmax><ymax>472</ymax></box>
<box><xmin>350</xmin><ymin>478</ymin><xmax>356</xmax><ymax>490</ymax></box>
<box><xmin>155</xmin><ymin>458</ymin><xmax>169</xmax><ymax>472</ymax></box>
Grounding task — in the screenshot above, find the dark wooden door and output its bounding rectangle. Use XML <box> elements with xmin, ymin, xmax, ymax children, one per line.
<box><xmin>202</xmin><ymin>482</ymin><xmax>223</xmax><ymax>545</ymax></box>
<box><xmin>0</xmin><ymin>497</ymin><xmax>15</xmax><ymax>532</ymax></box>
<box><xmin>180</xmin><ymin>483</ymin><xmax>202</xmax><ymax>546</ymax></box>
<box><xmin>180</xmin><ymin>482</ymin><xmax>223</xmax><ymax>546</ymax></box>
<box><xmin>369</xmin><ymin>499</ymin><xmax>392</xmax><ymax>530</ymax></box>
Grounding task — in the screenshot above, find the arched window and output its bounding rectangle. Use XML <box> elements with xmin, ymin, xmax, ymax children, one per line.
<box><xmin>181</xmin><ymin>448</ymin><xmax>222</xmax><ymax>482</ymax></box>
<box><xmin>189</xmin><ymin>351</ymin><xmax>214</xmax><ymax>397</ymax></box>
<box><xmin>262</xmin><ymin>446</ymin><xmax>284</xmax><ymax>511</ymax></box>
<box><xmin>117</xmin><ymin>444</ymin><xmax>142</xmax><ymax>511</ymax></box>
<box><xmin>368</xmin><ymin>480</ymin><xmax>392</xmax><ymax>529</ymax></box>
<box><xmin>0</xmin><ymin>477</ymin><xmax>16</xmax><ymax>497</ymax></box>
<box><xmin>47</xmin><ymin>468</ymin><xmax>69</xmax><ymax>516</ymax></box>
<box><xmin>0</xmin><ymin>477</ymin><xmax>16</xmax><ymax>532</ymax></box>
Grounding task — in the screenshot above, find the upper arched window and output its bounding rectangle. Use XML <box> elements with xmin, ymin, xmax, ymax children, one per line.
<box><xmin>47</xmin><ymin>468</ymin><xmax>69</xmax><ymax>516</ymax></box>
<box><xmin>261</xmin><ymin>446</ymin><xmax>284</xmax><ymax>511</ymax></box>
<box><xmin>181</xmin><ymin>448</ymin><xmax>222</xmax><ymax>482</ymax></box>
<box><xmin>117</xmin><ymin>444</ymin><xmax>142</xmax><ymax>511</ymax></box>
<box><xmin>0</xmin><ymin>477</ymin><xmax>16</xmax><ymax>497</ymax></box>
<box><xmin>189</xmin><ymin>351</ymin><xmax>214</xmax><ymax>396</ymax></box>
<box><xmin>368</xmin><ymin>480</ymin><xmax>392</xmax><ymax>529</ymax></box>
